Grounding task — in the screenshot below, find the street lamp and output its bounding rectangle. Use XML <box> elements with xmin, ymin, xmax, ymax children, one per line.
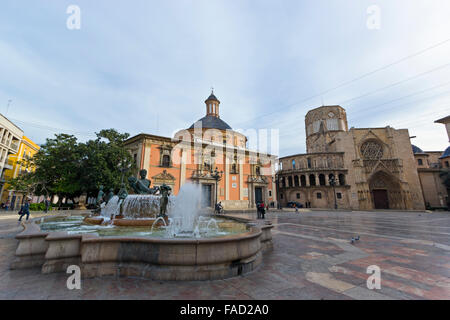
<box><xmin>210</xmin><ymin>167</ymin><xmax>223</xmax><ymax>210</ymax></box>
<box><xmin>118</xmin><ymin>158</ymin><xmax>132</xmax><ymax>185</ymax></box>
<box><xmin>275</xmin><ymin>175</ymin><xmax>280</xmax><ymax>209</ymax></box>
<box><xmin>329</xmin><ymin>175</ymin><xmax>338</xmax><ymax>210</ymax></box>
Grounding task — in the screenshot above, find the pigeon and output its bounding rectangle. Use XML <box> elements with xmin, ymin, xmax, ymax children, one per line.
<box><xmin>350</xmin><ymin>235</ymin><xmax>360</xmax><ymax>244</ymax></box>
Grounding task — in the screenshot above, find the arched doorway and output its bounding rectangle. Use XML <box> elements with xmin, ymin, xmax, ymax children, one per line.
<box><xmin>368</xmin><ymin>171</ymin><xmax>404</xmax><ymax>209</ymax></box>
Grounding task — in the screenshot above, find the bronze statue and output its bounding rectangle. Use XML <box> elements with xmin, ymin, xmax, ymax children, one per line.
<box><xmin>96</xmin><ymin>185</ymin><xmax>105</xmax><ymax>205</ymax></box>
<box><xmin>128</xmin><ymin>169</ymin><xmax>158</xmax><ymax>194</ymax></box>
<box><xmin>118</xmin><ymin>183</ymin><xmax>128</xmax><ymax>201</ymax></box>
<box><xmin>159</xmin><ymin>184</ymin><xmax>171</xmax><ymax>217</ymax></box>
<box><xmin>93</xmin><ymin>185</ymin><xmax>105</xmax><ymax>215</ymax></box>
<box><xmin>117</xmin><ymin>183</ymin><xmax>128</xmax><ymax>216</ymax></box>
<box><xmin>106</xmin><ymin>188</ymin><xmax>115</xmax><ymax>204</ymax></box>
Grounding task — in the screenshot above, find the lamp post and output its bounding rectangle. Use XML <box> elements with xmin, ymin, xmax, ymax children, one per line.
<box><xmin>275</xmin><ymin>174</ymin><xmax>280</xmax><ymax>210</ymax></box>
<box><xmin>329</xmin><ymin>175</ymin><xmax>338</xmax><ymax>210</ymax></box>
<box><xmin>210</xmin><ymin>167</ymin><xmax>223</xmax><ymax>210</ymax></box>
<box><xmin>118</xmin><ymin>159</ymin><xmax>131</xmax><ymax>185</ymax></box>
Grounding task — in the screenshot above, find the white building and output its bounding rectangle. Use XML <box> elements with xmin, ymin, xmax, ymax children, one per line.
<box><xmin>0</xmin><ymin>113</ymin><xmax>24</xmax><ymax>196</ymax></box>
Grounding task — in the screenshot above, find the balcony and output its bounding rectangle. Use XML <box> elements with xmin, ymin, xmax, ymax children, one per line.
<box><xmin>3</xmin><ymin>162</ymin><xmax>13</xmax><ymax>170</ymax></box>
<box><xmin>10</xmin><ymin>141</ymin><xmax>19</xmax><ymax>152</ymax></box>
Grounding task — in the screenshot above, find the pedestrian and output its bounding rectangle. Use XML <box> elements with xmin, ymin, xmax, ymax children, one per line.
<box><xmin>5</xmin><ymin>200</ymin><xmax>10</xmax><ymax>211</ymax></box>
<box><xmin>256</xmin><ymin>202</ymin><xmax>261</xmax><ymax>219</ymax></box>
<box><xmin>18</xmin><ymin>199</ymin><xmax>31</xmax><ymax>222</ymax></box>
<box><xmin>44</xmin><ymin>199</ymin><xmax>50</xmax><ymax>213</ymax></box>
<box><xmin>261</xmin><ymin>202</ymin><xmax>266</xmax><ymax>219</ymax></box>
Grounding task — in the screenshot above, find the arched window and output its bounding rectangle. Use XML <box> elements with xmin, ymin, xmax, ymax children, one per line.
<box><xmin>255</xmin><ymin>166</ymin><xmax>261</xmax><ymax>176</ymax></box>
<box><xmin>162</xmin><ymin>155</ymin><xmax>171</xmax><ymax>167</ymax></box>
<box><xmin>319</xmin><ymin>174</ymin><xmax>326</xmax><ymax>186</ymax></box>
<box><xmin>294</xmin><ymin>175</ymin><xmax>299</xmax><ymax>187</ymax></box>
<box><xmin>281</xmin><ymin>177</ymin><xmax>286</xmax><ymax>188</ymax></box>
<box><xmin>328</xmin><ymin>173</ymin><xmax>335</xmax><ymax>185</ymax></box>
<box><xmin>309</xmin><ymin>174</ymin><xmax>316</xmax><ymax>186</ymax></box>
<box><xmin>292</xmin><ymin>160</ymin><xmax>296</xmax><ymax>169</ymax></box>
<box><xmin>288</xmin><ymin>176</ymin><xmax>293</xmax><ymax>188</ymax></box>
<box><xmin>339</xmin><ymin>174</ymin><xmax>346</xmax><ymax>186</ymax></box>
<box><xmin>300</xmin><ymin>175</ymin><xmax>307</xmax><ymax>187</ymax></box>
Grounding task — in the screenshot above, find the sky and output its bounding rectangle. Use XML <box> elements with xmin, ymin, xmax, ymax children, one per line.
<box><xmin>0</xmin><ymin>0</ymin><xmax>449</xmax><ymax>157</ymax></box>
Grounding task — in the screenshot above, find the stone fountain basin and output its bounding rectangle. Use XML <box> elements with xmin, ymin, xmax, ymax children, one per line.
<box><xmin>83</xmin><ymin>217</ymin><xmax>104</xmax><ymax>225</ymax></box>
<box><xmin>11</xmin><ymin>214</ymin><xmax>273</xmax><ymax>281</ymax></box>
<box><xmin>112</xmin><ymin>217</ymin><xmax>168</xmax><ymax>227</ymax></box>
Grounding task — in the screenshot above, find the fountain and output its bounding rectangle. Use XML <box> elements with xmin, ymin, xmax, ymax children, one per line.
<box><xmin>11</xmin><ymin>171</ymin><xmax>273</xmax><ymax>280</ymax></box>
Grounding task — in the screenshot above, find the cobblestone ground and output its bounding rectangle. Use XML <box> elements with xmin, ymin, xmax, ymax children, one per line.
<box><xmin>0</xmin><ymin>209</ymin><xmax>449</xmax><ymax>300</ymax></box>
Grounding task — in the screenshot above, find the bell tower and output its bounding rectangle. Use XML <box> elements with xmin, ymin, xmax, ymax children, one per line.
<box><xmin>305</xmin><ymin>105</ymin><xmax>348</xmax><ymax>153</ymax></box>
<box><xmin>205</xmin><ymin>89</ymin><xmax>220</xmax><ymax>118</ymax></box>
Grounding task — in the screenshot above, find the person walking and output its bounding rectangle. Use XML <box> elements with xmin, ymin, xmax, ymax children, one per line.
<box><xmin>5</xmin><ymin>200</ymin><xmax>10</xmax><ymax>211</ymax></box>
<box><xmin>18</xmin><ymin>199</ymin><xmax>31</xmax><ymax>222</ymax></box>
<box><xmin>256</xmin><ymin>202</ymin><xmax>261</xmax><ymax>219</ymax></box>
<box><xmin>260</xmin><ymin>202</ymin><xmax>266</xmax><ymax>219</ymax></box>
<box><xmin>44</xmin><ymin>199</ymin><xmax>50</xmax><ymax>213</ymax></box>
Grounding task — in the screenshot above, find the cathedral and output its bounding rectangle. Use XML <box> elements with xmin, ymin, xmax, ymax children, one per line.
<box><xmin>276</xmin><ymin>105</ymin><xmax>437</xmax><ymax>210</ymax></box>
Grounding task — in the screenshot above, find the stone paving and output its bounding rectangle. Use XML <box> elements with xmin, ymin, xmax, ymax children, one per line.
<box><xmin>0</xmin><ymin>209</ymin><xmax>449</xmax><ymax>300</ymax></box>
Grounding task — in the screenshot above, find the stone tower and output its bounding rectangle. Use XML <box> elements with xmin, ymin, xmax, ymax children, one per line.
<box><xmin>305</xmin><ymin>105</ymin><xmax>348</xmax><ymax>153</ymax></box>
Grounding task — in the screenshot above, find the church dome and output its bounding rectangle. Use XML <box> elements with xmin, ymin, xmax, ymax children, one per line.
<box><xmin>189</xmin><ymin>90</ymin><xmax>232</xmax><ymax>130</ymax></box>
<box><xmin>412</xmin><ymin>145</ymin><xmax>424</xmax><ymax>154</ymax></box>
<box><xmin>189</xmin><ymin>115</ymin><xmax>232</xmax><ymax>130</ymax></box>
<box><xmin>205</xmin><ymin>93</ymin><xmax>219</xmax><ymax>103</ymax></box>
<box><xmin>440</xmin><ymin>146</ymin><xmax>450</xmax><ymax>159</ymax></box>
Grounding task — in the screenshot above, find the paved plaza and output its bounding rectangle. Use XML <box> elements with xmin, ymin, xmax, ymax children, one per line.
<box><xmin>0</xmin><ymin>209</ymin><xmax>449</xmax><ymax>300</ymax></box>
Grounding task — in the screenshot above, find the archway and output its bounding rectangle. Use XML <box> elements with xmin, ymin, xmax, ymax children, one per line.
<box><xmin>368</xmin><ymin>171</ymin><xmax>404</xmax><ymax>209</ymax></box>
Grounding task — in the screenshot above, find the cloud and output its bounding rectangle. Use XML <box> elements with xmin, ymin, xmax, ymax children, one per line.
<box><xmin>0</xmin><ymin>0</ymin><xmax>448</xmax><ymax>155</ymax></box>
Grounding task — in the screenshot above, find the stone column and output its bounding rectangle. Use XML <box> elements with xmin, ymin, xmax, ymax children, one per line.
<box><xmin>180</xmin><ymin>149</ymin><xmax>187</xmax><ymax>187</ymax></box>
<box><xmin>239</xmin><ymin>163</ymin><xmax>244</xmax><ymax>200</ymax></box>
<box><xmin>143</xmin><ymin>140</ymin><xmax>152</xmax><ymax>174</ymax></box>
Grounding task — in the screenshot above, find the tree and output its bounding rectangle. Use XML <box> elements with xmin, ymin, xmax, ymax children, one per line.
<box><xmin>30</xmin><ymin>133</ymin><xmax>83</xmax><ymax>205</ymax></box>
<box><xmin>78</xmin><ymin>129</ymin><xmax>135</xmax><ymax>195</ymax></box>
<box><xmin>20</xmin><ymin>129</ymin><xmax>135</xmax><ymax>208</ymax></box>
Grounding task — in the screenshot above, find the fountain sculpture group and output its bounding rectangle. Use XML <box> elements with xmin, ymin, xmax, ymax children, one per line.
<box><xmin>11</xmin><ymin>169</ymin><xmax>273</xmax><ymax>281</ymax></box>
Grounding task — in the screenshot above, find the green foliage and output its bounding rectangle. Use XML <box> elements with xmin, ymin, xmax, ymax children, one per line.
<box><xmin>9</xmin><ymin>129</ymin><xmax>135</xmax><ymax>204</ymax></box>
<box><xmin>439</xmin><ymin>169</ymin><xmax>450</xmax><ymax>189</ymax></box>
<box><xmin>29</xmin><ymin>203</ymin><xmax>49</xmax><ymax>211</ymax></box>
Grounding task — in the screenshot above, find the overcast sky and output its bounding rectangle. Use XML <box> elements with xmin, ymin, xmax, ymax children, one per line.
<box><xmin>0</xmin><ymin>0</ymin><xmax>449</xmax><ymax>156</ymax></box>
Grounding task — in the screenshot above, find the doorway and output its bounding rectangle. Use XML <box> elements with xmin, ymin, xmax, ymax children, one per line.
<box><xmin>201</xmin><ymin>184</ymin><xmax>212</xmax><ymax>208</ymax></box>
<box><xmin>373</xmin><ymin>189</ymin><xmax>389</xmax><ymax>209</ymax></box>
<box><xmin>255</xmin><ymin>187</ymin><xmax>263</xmax><ymax>204</ymax></box>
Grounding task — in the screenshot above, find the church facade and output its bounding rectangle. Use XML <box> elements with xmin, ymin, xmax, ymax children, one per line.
<box><xmin>124</xmin><ymin>92</ymin><xmax>277</xmax><ymax>210</ymax></box>
<box><xmin>277</xmin><ymin>105</ymin><xmax>426</xmax><ymax>210</ymax></box>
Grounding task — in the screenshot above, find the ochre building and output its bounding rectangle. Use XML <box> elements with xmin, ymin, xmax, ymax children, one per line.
<box><xmin>1</xmin><ymin>135</ymin><xmax>40</xmax><ymax>207</ymax></box>
<box><xmin>277</xmin><ymin>105</ymin><xmax>426</xmax><ymax>210</ymax></box>
<box><xmin>124</xmin><ymin>92</ymin><xmax>277</xmax><ymax>210</ymax></box>
<box><xmin>413</xmin><ymin>145</ymin><xmax>448</xmax><ymax>209</ymax></box>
